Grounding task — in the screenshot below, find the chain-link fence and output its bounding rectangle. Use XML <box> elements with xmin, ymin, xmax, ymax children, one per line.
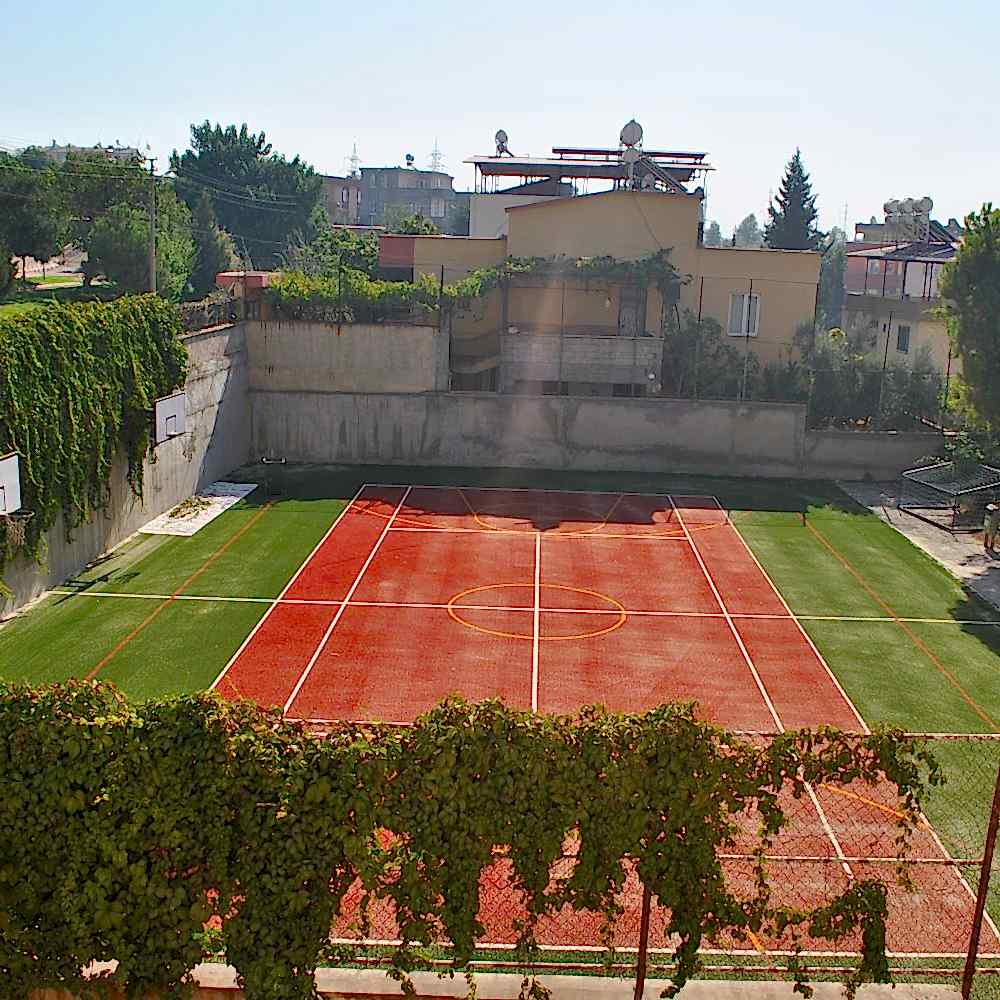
<box><xmin>317</xmin><ymin>734</ymin><xmax>1000</xmax><ymax>998</ymax></box>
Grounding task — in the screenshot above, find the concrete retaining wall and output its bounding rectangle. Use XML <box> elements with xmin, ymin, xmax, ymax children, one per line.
<box><xmin>250</xmin><ymin>390</ymin><xmax>936</xmax><ymax>481</ymax></box>
<box><xmin>2</xmin><ymin>324</ymin><xmax>250</xmax><ymax>617</ymax></box>
<box><xmin>246</xmin><ymin>320</ymin><xmax>448</xmax><ymax>393</ymax></box>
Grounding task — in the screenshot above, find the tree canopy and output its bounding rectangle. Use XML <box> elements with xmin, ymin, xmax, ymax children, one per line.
<box><xmin>0</xmin><ymin>153</ymin><xmax>70</xmax><ymax>272</ymax></box>
<box><xmin>87</xmin><ymin>185</ymin><xmax>195</xmax><ymax>301</ymax></box>
<box><xmin>940</xmin><ymin>204</ymin><xmax>1000</xmax><ymax>429</ymax></box>
<box><xmin>385</xmin><ymin>209</ymin><xmax>439</xmax><ymax>235</ymax></box>
<box><xmin>734</xmin><ymin>213</ymin><xmax>763</xmax><ymax>248</ymax></box>
<box><xmin>170</xmin><ymin>122</ymin><xmax>322</xmax><ymax>269</ymax></box>
<box><xmin>817</xmin><ymin>227</ymin><xmax>847</xmax><ymax>330</ymax></box>
<box><xmin>764</xmin><ymin>149</ymin><xmax>821</xmax><ymax>250</ymax></box>
<box><xmin>703</xmin><ymin>220</ymin><xmax>723</xmax><ymax>247</ymax></box>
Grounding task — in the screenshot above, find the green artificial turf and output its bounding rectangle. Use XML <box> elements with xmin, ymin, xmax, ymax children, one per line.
<box><xmin>4</xmin><ymin>464</ymin><xmax>1000</xmax><ymax>739</ymax></box>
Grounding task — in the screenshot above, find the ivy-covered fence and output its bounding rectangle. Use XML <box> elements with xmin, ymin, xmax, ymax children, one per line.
<box><xmin>0</xmin><ymin>296</ymin><xmax>188</xmax><ymax>580</ymax></box>
<box><xmin>0</xmin><ymin>683</ymin><xmax>942</xmax><ymax>999</ymax></box>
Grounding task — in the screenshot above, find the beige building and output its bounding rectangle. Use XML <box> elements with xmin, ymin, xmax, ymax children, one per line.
<box><xmin>844</xmin><ymin>237</ymin><xmax>958</xmax><ymax>374</ymax></box>
<box><xmin>381</xmin><ymin>179</ymin><xmax>820</xmax><ymax>394</ymax></box>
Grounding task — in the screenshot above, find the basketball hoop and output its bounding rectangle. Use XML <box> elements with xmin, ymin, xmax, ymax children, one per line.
<box><xmin>2</xmin><ymin>510</ymin><xmax>34</xmax><ymax>550</ymax></box>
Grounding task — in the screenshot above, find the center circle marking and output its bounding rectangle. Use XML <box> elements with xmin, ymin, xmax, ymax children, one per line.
<box><xmin>447</xmin><ymin>583</ymin><xmax>627</xmax><ymax>641</ymax></box>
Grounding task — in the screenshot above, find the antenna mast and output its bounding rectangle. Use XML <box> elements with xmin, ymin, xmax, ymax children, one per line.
<box><xmin>429</xmin><ymin>139</ymin><xmax>444</xmax><ymax>172</ymax></box>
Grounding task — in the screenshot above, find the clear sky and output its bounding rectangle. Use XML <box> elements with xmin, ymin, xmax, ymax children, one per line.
<box><xmin>4</xmin><ymin>0</ymin><xmax>995</xmax><ymax>235</ymax></box>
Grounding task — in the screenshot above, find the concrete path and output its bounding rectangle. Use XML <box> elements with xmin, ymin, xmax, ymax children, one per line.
<box><xmin>839</xmin><ymin>480</ymin><xmax>1000</xmax><ymax>612</ymax></box>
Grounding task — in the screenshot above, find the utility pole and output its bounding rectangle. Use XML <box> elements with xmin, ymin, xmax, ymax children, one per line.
<box><xmin>146</xmin><ymin>157</ymin><xmax>157</xmax><ymax>294</ymax></box>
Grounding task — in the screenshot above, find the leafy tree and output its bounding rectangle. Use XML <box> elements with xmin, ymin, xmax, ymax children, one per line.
<box><xmin>0</xmin><ymin>243</ymin><xmax>13</xmax><ymax>295</ymax></box>
<box><xmin>940</xmin><ymin>204</ymin><xmax>1000</xmax><ymax>429</ymax></box>
<box><xmin>88</xmin><ymin>186</ymin><xmax>195</xmax><ymax>300</ymax></box>
<box><xmin>0</xmin><ymin>154</ymin><xmax>70</xmax><ymax>279</ymax></box>
<box><xmin>734</xmin><ymin>214</ymin><xmax>763</xmax><ymax>248</ymax></box>
<box><xmin>283</xmin><ymin>221</ymin><xmax>379</xmax><ymax>278</ymax></box>
<box><xmin>703</xmin><ymin>220</ymin><xmax>723</xmax><ymax>247</ymax></box>
<box><xmin>764</xmin><ymin>149</ymin><xmax>821</xmax><ymax>250</ymax></box>
<box><xmin>61</xmin><ymin>151</ymin><xmax>147</xmax><ymax>244</ymax></box>
<box><xmin>384</xmin><ymin>209</ymin><xmax>439</xmax><ymax>235</ymax></box>
<box><xmin>447</xmin><ymin>198</ymin><xmax>471</xmax><ymax>236</ymax></box>
<box><xmin>817</xmin><ymin>227</ymin><xmax>846</xmax><ymax>330</ymax></box>
<box><xmin>170</xmin><ymin>122</ymin><xmax>322</xmax><ymax>269</ymax></box>
<box><xmin>661</xmin><ymin>311</ymin><xmax>749</xmax><ymax>398</ymax></box>
<box><xmin>189</xmin><ymin>192</ymin><xmax>239</xmax><ymax>296</ymax></box>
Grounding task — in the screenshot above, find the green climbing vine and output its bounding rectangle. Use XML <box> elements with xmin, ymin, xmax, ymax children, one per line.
<box><xmin>0</xmin><ymin>295</ymin><xmax>188</xmax><ymax>578</ymax></box>
<box><xmin>266</xmin><ymin>250</ymin><xmax>685</xmax><ymax>324</ymax></box>
<box><xmin>0</xmin><ymin>684</ymin><xmax>940</xmax><ymax>999</ymax></box>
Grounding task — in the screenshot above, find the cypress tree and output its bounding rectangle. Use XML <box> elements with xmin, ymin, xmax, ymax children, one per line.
<box><xmin>765</xmin><ymin>149</ymin><xmax>821</xmax><ymax>250</ymax></box>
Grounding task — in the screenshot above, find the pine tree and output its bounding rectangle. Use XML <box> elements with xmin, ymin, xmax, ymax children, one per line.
<box><xmin>764</xmin><ymin>149</ymin><xmax>821</xmax><ymax>250</ymax></box>
<box><xmin>190</xmin><ymin>192</ymin><xmax>238</xmax><ymax>296</ymax></box>
<box><xmin>703</xmin><ymin>220</ymin><xmax>723</xmax><ymax>246</ymax></box>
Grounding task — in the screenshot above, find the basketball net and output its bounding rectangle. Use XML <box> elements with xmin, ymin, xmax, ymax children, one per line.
<box><xmin>3</xmin><ymin>511</ymin><xmax>33</xmax><ymax>550</ymax></box>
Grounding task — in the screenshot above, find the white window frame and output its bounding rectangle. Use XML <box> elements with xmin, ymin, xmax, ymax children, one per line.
<box><xmin>727</xmin><ymin>292</ymin><xmax>760</xmax><ymax>337</ymax></box>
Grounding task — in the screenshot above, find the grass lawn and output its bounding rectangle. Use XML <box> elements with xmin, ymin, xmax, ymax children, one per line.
<box><xmin>26</xmin><ymin>273</ymin><xmax>83</xmax><ymax>287</ymax></box>
<box><xmin>3</xmin><ymin>464</ymin><xmax>999</xmax><ymax>733</ymax></box>
<box><xmin>0</xmin><ymin>281</ymin><xmax>119</xmax><ymax>316</ymax></box>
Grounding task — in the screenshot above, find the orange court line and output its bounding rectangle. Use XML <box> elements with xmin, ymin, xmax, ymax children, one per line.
<box><xmin>85</xmin><ymin>502</ymin><xmax>273</xmax><ymax>680</ymax></box>
<box><xmin>806</xmin><ymin>522</ymin><xmax>1000</xmax><ymax>733</ymax></box>
<box><xmin>819</xmin><ymin>783</ymin><xmax>931</xmax><ymax>831</ymax></box>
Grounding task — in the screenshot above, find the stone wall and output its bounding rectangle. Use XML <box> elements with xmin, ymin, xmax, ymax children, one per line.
<box><xmin>1</xmin><ymin>324</ymin><xmax>250</xmax><ymax>617</ymax></box>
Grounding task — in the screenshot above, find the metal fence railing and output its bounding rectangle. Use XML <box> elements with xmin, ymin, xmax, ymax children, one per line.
<box><xmin>315</xmin><ymin>734</ymin><xmax>1000</xmax><ymax>998</ymax></box>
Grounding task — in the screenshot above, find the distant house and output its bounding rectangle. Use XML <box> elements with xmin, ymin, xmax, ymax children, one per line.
<box><xmin>321</xmin><ymin>174</ymin><xmax>363</xmax><ymax>224</ymax></box>
<box><xmin>844</xmin><ymin>221</ymin><xmax>959</xmax><ymax>374</ymax></box>
<box><xmin>359</xmin><ymin>166</ymin><xmax>460</xmax><ymax>230</ymax></box>
<box><xmin>30</xmin><ymin>141</ymin><xmax>141</xmax><ymax>165</ymax></box>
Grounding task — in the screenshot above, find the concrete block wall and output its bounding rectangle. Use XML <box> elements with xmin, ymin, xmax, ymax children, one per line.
<box><xmin>1</xmin><ymin>324</ymin><xmax>250</xmax><ymax>617</ymax></box>
<box><xmin>500</xmin><ymin>333</ymin><xmax>663</xmax><ymax>389</ymax></box>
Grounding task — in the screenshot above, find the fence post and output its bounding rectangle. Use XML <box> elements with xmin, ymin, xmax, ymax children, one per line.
<box><xmin>633</xmin><ymin>883</ymin><xmax>652</xmax><ymax>1000</ymax></box>
<box><xmin>962</xmin><ymin>760</ymin><xmax>1000</xmax><ymax>999</ymax></box>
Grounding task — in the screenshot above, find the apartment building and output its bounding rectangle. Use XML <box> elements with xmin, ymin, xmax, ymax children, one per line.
<box><xmin>379</xmin><ymin>128</ymin><xmax>821</xmax><ymax>395</ymax></box>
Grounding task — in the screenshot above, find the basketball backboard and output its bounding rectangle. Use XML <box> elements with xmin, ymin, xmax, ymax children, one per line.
<box><xmin>154</xmin><ymin>391</ymin><xmax>187</xmax><ymax>445</ymax></box>
<box><xmin>0</xmin><ymin>452</ymin><xmax>22</xmax><ymax>514</ymax></box>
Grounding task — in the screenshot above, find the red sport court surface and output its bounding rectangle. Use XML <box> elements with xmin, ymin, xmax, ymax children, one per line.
<box><xmin>214</xmin><ymin>484</ymin><xmax>861</xmax><ymax>730</ymax></box>
<box><xmin>213</xmin><ymin>485</ymin><xmax>997</xmax><ymax>957</ymax></box>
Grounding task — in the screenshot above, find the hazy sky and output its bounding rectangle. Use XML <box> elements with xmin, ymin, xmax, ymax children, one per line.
<box><xmin>4</xmin><ymin>0</ymin><xmax>995</xmax><ymax>234</ymax></box>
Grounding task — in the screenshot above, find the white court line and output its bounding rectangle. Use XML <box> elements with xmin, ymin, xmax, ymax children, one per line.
<box><xmin>532</xmin><ymin>532</ymin><xmax>541</xmax><ymax>712</ymax></box>
<box><xmin>282</xmin><ymin>487</ymin><xmax>412</xmax><ymax>715</ymax></box>
<box><xmin>669</xmin><ymin>495</ymin><xmax>856</xmax><ymax>882</ymax></box>
<box><xmin>668</xmin><ymin>495</ymin><xmax>783</xmax><ymax>732</ymax></box>
<box><xmin>51</xmin><ymin>589</ymin><xmax>1000</xmax><ymax>627</ymax></box>
<box><xmin>208</xmin><ymin>483</ymin><xmax>371</xmax><ymax>692</ymax></box>
<box><xmin>705</xmin><ymin>494</ymin><xmax>869</xmax><ymax>734</ymax></box>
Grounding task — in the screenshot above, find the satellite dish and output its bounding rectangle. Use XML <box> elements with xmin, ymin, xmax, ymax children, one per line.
<box><xmin>621</xmin><ymin>147</ymin><xmax>641</xmax><ymax>165</ymax></box>
<box><xmin>620</xmin><ymin>119</ymin><xmax>643</xmax><ymax>148</ymax></box>
<box><xmin>495</xmin><ymin>129</ymin><xmax>510</xmax><ymax>156</ymax></box>
<box><xmin>917</xmin><ymin>196</ymin><xmax>933</xmax><ymax>213</ymax></box>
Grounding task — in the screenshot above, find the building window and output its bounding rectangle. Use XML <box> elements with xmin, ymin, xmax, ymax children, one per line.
<box><xmin>430</xmin><ymin>197</ymin><xmax>446</xmax><ymax>218</ymax></box>
<box><xmin>868</xmin><ymin>260</ymin><xmax>881</xmax><ymax>273</ymax></box>
<box><xmin>896</xmin><ymin>325</ymin><xmax>911</xmax><ymax>354</ymax></box>
<box><xmin>727</xmin><ymin>293</ymin><xmax>760</xmax><ymax>337</ymax></box>
<box><xmin>340</xmin><ymin>188</ymin><xmax>348</xmax><ymax>205</ymax></box>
